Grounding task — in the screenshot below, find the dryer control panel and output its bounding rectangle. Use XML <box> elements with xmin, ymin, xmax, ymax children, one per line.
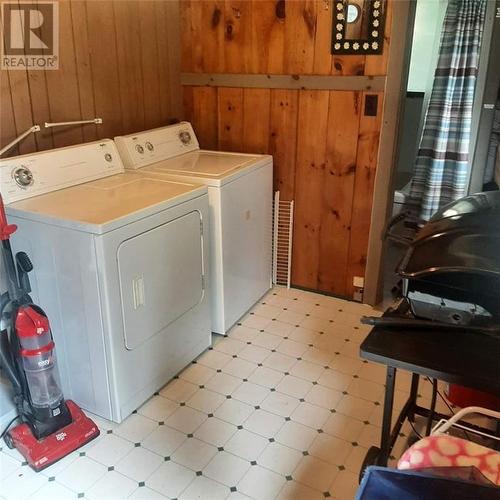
<box><xmin>114</xmin><ymin>122</ymin><xmax>200</xmax><ymax>170</ymax></box>
<box><xmin>0</xmin><ymin>140</ymin><xmax>124</xmax><ymax>204</ymax></box>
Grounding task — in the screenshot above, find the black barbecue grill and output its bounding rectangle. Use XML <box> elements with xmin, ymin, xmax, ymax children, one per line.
<box><xmin>363</xmin><ymin>191</ymin><xmax>500</xmax><ymax>335</ymax></box>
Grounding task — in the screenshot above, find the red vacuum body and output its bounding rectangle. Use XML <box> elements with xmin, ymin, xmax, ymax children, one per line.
<box><xmin>0</xmin><ymin>194</ymin><xmax>99</xmax><ymax>471</ymax></box>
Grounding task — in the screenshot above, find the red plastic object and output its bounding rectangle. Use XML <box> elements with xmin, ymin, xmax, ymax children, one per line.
<box><xmin>446</xmin><ymin>384</ymin><xmax>500</xmax><ymax>411</ymax></box>
<box><xmin>15</xmin><ymin>306</ymin><xmax>50</xmax><ymax>338</ymax></box>
<box><xmin>0</xmin><ymin>194</ymin><xmax>17</xmax><ymax>240</ymax></box>
<box><xmin>7</xmin><ymin>400</ymin><xmax>100</xmax><ymax>471</ymax></box>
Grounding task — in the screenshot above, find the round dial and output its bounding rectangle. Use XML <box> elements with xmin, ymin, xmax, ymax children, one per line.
<box><xmin>135</xmin><ymin>144</ymin><xmax>145</xmax><ymax>154</ymax></box>
<box><xmin>104</xmin><ymin>153</ymin><xmax>113</xmax><ymax>162</ymax></box>
<box><xmin>145</xmin><ymin>141</ymin><xmax>154</xmax><ymax>151</ymax></box>
<box><xmin>179</xmin><ymin>131</ymin><xmax>191</xmax><ymax>145</ymax></box>
<box><xmin>13</xmin><ymin>167</ymin><xmax>34</xmax><ymax>188</ymax></box>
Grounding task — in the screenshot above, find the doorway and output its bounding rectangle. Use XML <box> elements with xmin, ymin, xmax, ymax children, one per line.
<box><xmin>382</xmin><ymin>0</ymin><xmax>495</xmax><ymax>303</ymax></box>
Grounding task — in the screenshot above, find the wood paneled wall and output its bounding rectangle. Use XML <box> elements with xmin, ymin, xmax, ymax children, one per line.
<box><xmin>0</xmin><ymin>0</ymin><xmax>181</xmax><ymax>157</ymax></box>
<box><xmin>182</xmin><ymin>0</ymin><xmax>393</xmax><ymax>299</ymax></box>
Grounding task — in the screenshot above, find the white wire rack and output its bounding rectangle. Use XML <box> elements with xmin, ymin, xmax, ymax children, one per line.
<box><xmin>432</xmin><ymin>406</ymin><xmax>500</xmax><ymax>442</ymax></box>
<box><xmin>272</xmin><ymin>191</ymin><xmax>294</xmax><ymax>288</ymax></box>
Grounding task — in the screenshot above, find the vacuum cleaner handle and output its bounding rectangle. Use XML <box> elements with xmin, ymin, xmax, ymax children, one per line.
<box><xmin>16</xmin><ymin>252</ymin><xmax>33</xmax><ymax>295</ymax></box>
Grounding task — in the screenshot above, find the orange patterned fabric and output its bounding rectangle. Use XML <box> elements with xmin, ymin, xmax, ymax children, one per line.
<box><xmin>397</xmin><ymin>435</ymin><xmax>500</xmax><ymax>486</ymax></box>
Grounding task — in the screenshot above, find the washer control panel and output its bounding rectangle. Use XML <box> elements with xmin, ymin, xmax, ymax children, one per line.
<box><xmin>0</xmin><ymin>140</ymin><xmax>124</xmax><ymax>204</ymax></box>
<box><xmin>114</xmin><ymin>121</ymin><xmax>200</xmax><ymax>170</ymax></box>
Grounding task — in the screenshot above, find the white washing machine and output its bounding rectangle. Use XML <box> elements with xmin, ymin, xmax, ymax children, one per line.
<box><xmin>0</xmin><ymin>140</ymin><xmax>211</xmax><ymax>422</ymax></box>
<box><xmin>115</xmin><ymin>122</ymin><xmax>273</xmax><ymax>334</ymax></box>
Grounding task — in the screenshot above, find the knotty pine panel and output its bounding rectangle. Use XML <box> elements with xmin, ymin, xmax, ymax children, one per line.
<box><xmin>0</xmin><ymin>0</ymin><xmax>182</xmax><ymax>157</ymax></box>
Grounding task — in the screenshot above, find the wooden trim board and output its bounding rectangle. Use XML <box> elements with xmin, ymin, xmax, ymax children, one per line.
<box><xmin>181</xmin><ymin>73</ymin><xmax>386</xmax><ymax>91</ymax></box>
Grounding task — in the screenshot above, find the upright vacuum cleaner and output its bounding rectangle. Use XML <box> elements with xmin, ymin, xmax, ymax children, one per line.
<box><xmin>0</xmin><ymin>194</ymin><xmax>99</xmax><ymax>471</ymax></box>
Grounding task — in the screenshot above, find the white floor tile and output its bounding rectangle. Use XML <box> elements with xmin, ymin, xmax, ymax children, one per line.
<box><xmin>261</xmin><ymin>391</ymin><xmax>299</xmax><ymax>417</ymax></box>
<box><xmin>147</xmin><ymin>460</ymin><xmax>195</xmax><ymax>498</ymax></box>
<box><xmin>258</xmin><ymin>442</ymin><xmax>302</xmax><ymax>475</ymax></box>
<box><xmin>232</xmin><ymin>381</ymin><xmax>270</xmax><ymax>406</ymax></box>
<box><xmin>194</xmin><ymin>417</ymin><xmax>237</xmax><ymax>446</ymax></box>
<box><xmin>305</xmin><ymin>385</ymin><xmax>343</xmax><ymax>410</ymax></box>
<box><xmin>329</xmin><ymin>354</ymin><xmax>362</xmax><ymax>376</ymax></box>
<box><xmin>205</xmin><ymin>372</ymin><xmax>242</xmax><ymax>396</ymax></box>
<box><xmin>301</xmin><ymin>346</ymin><xmax>333</xmax><ymax>366</ymax></box>
<box><xmin>237</xmin><ymin>344</ymin><xmax>270</xmax><ymax>364</ymax></box>
<box><xmin>114</xmin><ymin>414</ymin><xmax>158</xmax><ymax>443</ymax></box>
<box><xmin>180</xmin><ymin>363</ymin><xmax>217</xmax><ymax>385</ymax></box>
<box><xmin>347</xmin><ymin>378</ymin><xmax>385</xmax><ymax>403</ymax></box>
<box><xmin>251</xmin><ymin>331</ymin><xmax>282</xmax><ymax>350</ymax></box>
<box><xmin>243</xmin><ymin>409</ymin><xmax>284</xmax><ymax>438</ymax></box>
<box><xmin>262</xmin><ymin>352</ymin><xmax>297</xmax><ymax>372</ymax></box>
<box><xmin>229</xmin><ymin>325</ymin><xmax>260</xmax><ymax>343</ymax></box>
<box><xmin>336</xmin><ymin>395</ymin><xmax>376</xmax><ymax>422</ymax></box>
<box><xmin>345</xmin><ymin>445</ymin><xmax>368</xmax><ymax>474</ymax></box>
<box><xmin>357</xmin><ymin>423</ymin><xmax>382</xmax><ymax>449</ymax></box>
<box><xmin>203</xmin><ymin>451</ymin><xmax>250</xmax><ymax>486</ymax></box>
<box><xmin>308</xmin><ymin>433</ymin><xmax>353</xmax><ymax>466</ymax></box>
<box><xmin>129</xmin><ymin>486</ymin><xmax>166</xmax><ymax>500</ymax></box>
<box><xmin>289</xmin><ymin>360</ymin><xmax>324</xmax><ymax>382</ymax></box>
<box><xmin>237</xmin><ymin>465</ymin><xmax>286</xmax><ymax>500</ymax></box>
<box><xmin>224</xmin><ymin>429</ymin><xmax>268</xmax><ymax>461</ymax></box>
<box><xmin>241</xmin><ymin>314</ymin><xmax>271</xmax><ymax>330</ymax></box>
<box><xmin>5</xmin><ymin>287</ymin><xmax>416</xmax><ymax>500</ymax></box>
<box><xmin>317</xmin><ymin>369</ymin><xmax>353</xmax><ymax>392</ymax></box>
<box><xmin>290</xmin><ymin>402</ymin><xmax>330</xmax><ymax>430</ymax></box>
<box><xmin>160</xmin><ymin>378</ymin><xmax>198</xmax><ymax>402</ymax></box>
<box><xmin>1</xmin><ymin>466</ymin><xmax>47</xmax><ymax>500</ymax></box>
<box><xmin>165</xmin><ymin>406</ymin><xmax>207</xmax><ymax>434</ymax></box>
<box><xmin>187</xmin><ymin>387</ymin><xmax>226</xmax><ymax>414</ymax></box>
<box><xmin>179</xmin><ymin>475</ymin><xmax>230</xmax><ymax>500</ymax></box>
<box><xmin>322</xmin><ymin>412</ymin><xmax>365</xmax><ymax>442</ymax></box>
<box><xmin>330</xmin><ymin>470</ymin><xmax>359</xmax><ymax>500</ymax></box>
<box><xmin>276</xmin><ymin>339</ymin><xmax>308</xmax><ymax>358</ymax></box>
<box><xmin>142</xmin><ymin>425</ymin><xmax>187</xmax><ymax>457</ymax></box>
<box><xmin>172</xmin><ymin>438</ymin><xmax>218</xmax><ymax>470</ymax></box>
<box><xmin>277</xmin><ymin>310</ymin><xmax>306</xmax><ymax>325</ymax></box>
<box><xmin>86</xmin><ymin>470</ymin><xmax>137</xmax><ymax>499</ymax></box>
<box><xmin>276</xmin><ymin>480</ymin><xmax>324</xmax><ymax>500</ymax></box>
<box><xmin>276</xmin><ymin>375</ymin><xmax>313</xmax><ymax>399</ymax></box>
<box><xmin>288</xmin><ymin>326</ymin><xmax>321</xmax><ymax>345</ymax></box>
<box><xmin>85</xmin><ymin>433</ymin><xmax>134</xmax><ymax>467</ymax></box>
<box><xmin>248</xmin><ymin>366</ymin><xmax>283</xmax><ymax>388</ymax></box>
<box><xmin>33</xmin><ymin>480</ymin><xmax>76</xmax><ymax>500</ymax></box>
<box><xmin>264</xmin><ymin>320</ymin><xmax>295</xmax><ymax>337</ymax></box>
<box><xmin>138</xmin><ymin>395</ymin><xmax>178</xmax><ymax>422</ymax></box>
<box><xmin>214</xmin><ymin>338</ymin><xmax>247</xmax><ymax>356</ymax></box>
<box><xmin>197</xmin><ymin>349</ymin><xmax>233</xmax><ymax>370</ymax></box>
<box><xmin>293</xmin><ymin>455</ymin><xmax>337</xmax><ymax>493</ymax></box>
<box><xmin>57</xmin><ymin>456</ymin><xmax>107</xmax><ymax>493</ymax></box>
<box><xmin>214</xmin><ymin>399</ymin><xmax>254</xmax><ymax>426</ymax></box>
<box><xmin>222</xmin><ymin>358</ymin><xmax>258</xmax><ymax>379</ymax></box>
<box><xmin>115</xmin><ymin>446</ymin><xmax>163</xmax><ymax>481</ymax></box>
<box><xmin>275</xmin><ymin>421</ymin><xmax>317</xmax><ymax>451</ymax></box>
<box><xmin>253</xmin><ymin>303</ymin><xmax>283</xmax><ymax>319</ymax></box>
<box><xmin>0</xmin><ymin>452</ymin><xmax>22</xmax><ymax>480</ymax></box>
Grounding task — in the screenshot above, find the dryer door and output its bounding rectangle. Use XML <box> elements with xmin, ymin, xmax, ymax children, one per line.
<box><xmin>117</xmin><ymin>211</ymin><xmax>204</xmax><ymax>350</ymax></box>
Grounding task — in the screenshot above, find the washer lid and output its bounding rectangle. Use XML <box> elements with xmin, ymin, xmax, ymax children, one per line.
<box><xmin>143</xmin><ymin>150</ymin><xmax>271</xmax><ymax>186</ymax></box>
<box><xmin>6</xmin><ymin>172</ymin><xmax>207</xmax><ymax>234</ymax></box>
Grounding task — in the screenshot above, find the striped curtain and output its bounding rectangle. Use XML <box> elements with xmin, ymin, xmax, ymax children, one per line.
<box><xmin>409</xmin><ymin>0</ymin><xmax>486</xmax><ymax>220</ymax></box>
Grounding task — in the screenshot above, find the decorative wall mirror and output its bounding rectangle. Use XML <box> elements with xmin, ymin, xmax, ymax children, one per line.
<box><xmin>331</xmin><ymin>0</ymin><xmax>386</xmax><ymax>55</ymax></box>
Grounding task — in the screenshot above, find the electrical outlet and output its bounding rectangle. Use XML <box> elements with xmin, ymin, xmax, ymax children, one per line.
<box><xmin>353</xmin><ymin>276</ymin><xmax>364</xmax><ymax>288</ymax></box>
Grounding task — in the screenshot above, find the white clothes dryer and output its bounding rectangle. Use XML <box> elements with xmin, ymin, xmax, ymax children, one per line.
<box><xmin>0</xmin><ymin>140</ymin><xmax>211</xmax><ymax>422</ymax></box>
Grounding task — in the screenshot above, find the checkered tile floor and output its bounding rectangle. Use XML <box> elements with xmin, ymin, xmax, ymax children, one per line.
<box><xmin>0</xmin><ymin>287</ymin><xmax>447</xmax><ymax>500</ymax></box>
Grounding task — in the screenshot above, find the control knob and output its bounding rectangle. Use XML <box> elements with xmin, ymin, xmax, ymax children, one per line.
<box><xmin>13</xmin><ymin>167</ymin><xmax>34</xmax><ymax>188</ymax></box>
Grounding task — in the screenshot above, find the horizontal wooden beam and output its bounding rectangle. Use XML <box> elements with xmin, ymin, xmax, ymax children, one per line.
<box><xmin>181</xmin><ymin>73</ymin><xmax>386</xmax><ymax>92</ymax></box>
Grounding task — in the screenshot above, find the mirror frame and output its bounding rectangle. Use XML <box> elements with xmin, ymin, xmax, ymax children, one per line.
<box><xmin>331</xmin><ymin>0</ymin><xmax>386</xmax><ymax>55</ymax></box>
